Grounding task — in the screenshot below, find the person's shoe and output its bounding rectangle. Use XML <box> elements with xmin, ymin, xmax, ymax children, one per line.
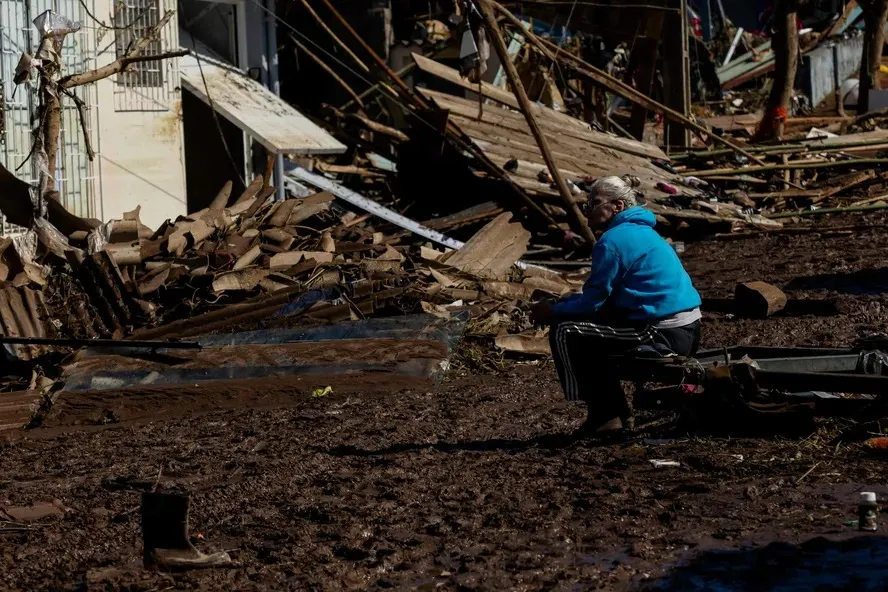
<box><xmin>622</xmin><ymin>414</ymin><xmax>635</xmax><ymax>431</ymax></box>
<box><xmin>575</xmin><ymin>415</ymin><xmax>624</xmax><ymax>439</ymax></box>
<box><xmin>150</xmin><ymin>547</ymin><xmax>232</xmax><ymax>570</ymax></box>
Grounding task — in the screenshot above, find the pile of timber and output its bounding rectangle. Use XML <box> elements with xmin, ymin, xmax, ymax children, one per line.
<box><xmin>670</xmin><ymin>128</ymin><xmax>888</xmax><ymax>226</ymax></box>
<box><xmin>13</xmin><ymin>177</ymin><xmax>582</xmax><ymax>346</ymax></box>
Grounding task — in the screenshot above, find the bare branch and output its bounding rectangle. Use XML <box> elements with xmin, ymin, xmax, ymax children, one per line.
<box><xmin>60</xmin><ymin>88</ymin><xmax>95</xmax><ymax>161</ymax></box>
<box><xmin>58</xmin><ymin>10</ymin><xmax>178</xmax><ymax>89</ymax></box>
<box><xmin>61</xmin><ymin>48</ymin><xmax>187</xmax><ymax>89</ymax></box>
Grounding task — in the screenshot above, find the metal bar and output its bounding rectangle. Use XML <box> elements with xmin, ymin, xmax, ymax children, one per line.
<box><xmin>287</xmin><ymin>166</ymin><xmax>555</xmax><ymax>274</ymax></box>
<box><xmin>287</xmin><ymin>166</ymin><xmax>463</xmax><ymax>250</ymax></box>
<box><xmin>754</xmin><ymin>355</ymin><xmax>861</xmax><ymax>373</ymax></box>
<box><xmin>756</xmin><ymin>369</ymin><xmax>888</xmax><ymax>396</ymax></box>
<box><xmin>695</xmin><ymin>346</ymin><xmax>853</xmax><ymax>362</ymax></box>
<box><xmin>723</xmin><ymin>27</ymin><xmax>744</xmax><ymax>66</ymax></box>
<box><xmin>0</xmin><ymin>336</ymin><xmax>200</xmax><ymax>349</ymax></box>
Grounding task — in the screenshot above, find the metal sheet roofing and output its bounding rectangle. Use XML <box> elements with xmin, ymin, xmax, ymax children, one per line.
<box><xmin>179</xmin><ymin>48</ymin><xmax>346</xmax><ymax>156</ymax></box>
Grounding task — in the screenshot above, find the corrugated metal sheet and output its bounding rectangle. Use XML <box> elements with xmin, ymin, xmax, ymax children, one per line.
<box><xmin>0</xmin><ymin>286</ymin><xmax>51</xmax><ymax>360</ymax></box>
<box><xmin>798</xmin><ymin>35</ymin><xmax>864</xmax><ymax>108</ymax></box>
<box><xmin>179</xmin><ymin>49</ymin><xmax>347</xmax><ymax>156</ymax></box>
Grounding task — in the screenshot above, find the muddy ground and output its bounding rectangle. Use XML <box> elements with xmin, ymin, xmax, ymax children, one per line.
<box><xmin>4</xmin><ymin>214</ymin><xmax>888</xmax><ymax>591</ymax></box>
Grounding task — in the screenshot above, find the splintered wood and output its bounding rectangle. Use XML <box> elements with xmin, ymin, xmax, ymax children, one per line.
<box><xmin>443</xmin><ymin>213</ymin><xmax>530</xmax><ymax>280</ymax></box>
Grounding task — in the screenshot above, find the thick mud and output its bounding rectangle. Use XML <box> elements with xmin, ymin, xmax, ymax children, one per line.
<box><xmin>3</xmin><ymin>214</ymin><xmax>888</xmax><ymax>591</ymax></box>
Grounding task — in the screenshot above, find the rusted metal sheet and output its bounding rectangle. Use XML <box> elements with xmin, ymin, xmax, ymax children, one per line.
<box><xmin>0</xmin><ymin>390</ymin><xmax>39</xmax><ymax>432</ymax></box>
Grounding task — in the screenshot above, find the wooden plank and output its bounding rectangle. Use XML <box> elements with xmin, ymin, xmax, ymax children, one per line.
<box><xmin>442</xmin><ymin>212</ymin><xmax>530</xmax><ymax>280</ymax></box>
<box><xmin>420</xmin><ymin>87</ymin><xmax>668</xmax><ymax>161</ymax></box>
<box><xmin>435</xmin><ymin>99</ymin><xmax>675</xmax><ymax>188</ymax></box>
<box><xmin>411</xmin><ymin>53</ymin><xmax>591</xmax><ymax>133</ymax></box>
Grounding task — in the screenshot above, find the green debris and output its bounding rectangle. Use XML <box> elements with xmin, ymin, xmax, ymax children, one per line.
<box><xmin>311</xmin><ymin>386</ymin><xmax>334</xmax><ymax>398</ymax></box>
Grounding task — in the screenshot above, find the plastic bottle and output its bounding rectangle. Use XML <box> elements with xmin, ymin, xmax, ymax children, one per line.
<box><xmin>859</xmin><ymin>492</ymin><xmax>878</xmax><ymax>532</ymax></box>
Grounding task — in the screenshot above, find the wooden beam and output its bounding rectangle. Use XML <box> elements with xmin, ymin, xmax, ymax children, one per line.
<box><xmin>478</xmin><ymin>0</ymin><xmax>595</xmax><ymax>244</ymax></box>
<box><xmin>628</xmin><ymin>6</ymin><xmax>665</xmax><ymax>140</ymax></box>
<box><xmin>662</xmin><ymin>0</ymin><xmax>691</xmax><ymax>148</ymax></box>
<box><xmin>489</xmin><ymin>0</ymin><xmax>764</xmax><ymax>165</ymax></box>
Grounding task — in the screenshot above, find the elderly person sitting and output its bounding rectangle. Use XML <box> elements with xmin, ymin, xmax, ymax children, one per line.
<box><xmin>531</xmin><ymin>175</ymin><xmax>702</xmax><ymax>435</ymax></box>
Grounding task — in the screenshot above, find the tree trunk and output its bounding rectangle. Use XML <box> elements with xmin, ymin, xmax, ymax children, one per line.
<box><xmin>41</xmin><ymin>90</ymin><xmax>61</xmax><ymax>195</ymax></box>
<box><xmin>858</xmin><ymin>0</ymin><xmax>888</xmax><ymax>114</ymax></box>
<box><xmin>758</xmin><ymin>0</ymin><xmax>799</xmax><ymax>142</ymax></box>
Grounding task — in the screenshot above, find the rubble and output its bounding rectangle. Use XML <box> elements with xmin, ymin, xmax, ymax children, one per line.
<box><xmin>0</xmin><ymin>0</ymin><xmax>888</xmax><ymax>435</ymax></box>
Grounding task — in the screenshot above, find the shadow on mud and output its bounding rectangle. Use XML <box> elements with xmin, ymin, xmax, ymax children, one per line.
<box><xmin>786</xmin><ymin>268</ymin><xmax>888</xmax><ymax>295</ymax></box>
<box><xmin>645</xmin><ymin>535</ymin><xmax>888</xmax><ymax>591</ymax></box>
<box><xmin>319</xmin><ymin>431</ymin><xmax>614</xmax><ymax>456</ymax></box>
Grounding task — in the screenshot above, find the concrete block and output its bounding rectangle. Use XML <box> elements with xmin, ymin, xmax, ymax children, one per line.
<box><xmin>735</xmin><ymin>281</ymin><xmax>787</xmax><ymax>319</ymax></box>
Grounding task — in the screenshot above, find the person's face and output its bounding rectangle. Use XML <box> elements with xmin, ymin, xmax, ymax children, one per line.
<box><xmin>584</xmin><ymin>196</ymin><xmax>627</xmax><ymax>229</ymax></box>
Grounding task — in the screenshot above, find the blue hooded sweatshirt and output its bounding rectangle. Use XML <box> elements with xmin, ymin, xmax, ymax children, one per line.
<box><xmin>552</xmin><ymin>206</ymin><xmax>701</xmax><ymax>322</ymax></box>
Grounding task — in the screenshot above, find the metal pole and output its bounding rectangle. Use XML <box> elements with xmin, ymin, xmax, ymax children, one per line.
<box><xmin>0</xmin><ymin>336</ymin><xmax>200</xmax><ymax>349</ymax></box>
<box><xmin>265</xmin><ymin>0</ymin><xmax>285</xmax><ymax>201</ymax></box>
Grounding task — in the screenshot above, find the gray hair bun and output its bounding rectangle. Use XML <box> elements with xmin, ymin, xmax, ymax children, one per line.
<box><xmin>590</xmin><ymin>175</ymin><xmax>644</xmax><ymax>207</ymax></box>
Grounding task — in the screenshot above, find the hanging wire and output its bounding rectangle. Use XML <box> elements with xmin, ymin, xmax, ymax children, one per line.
<box><xmin>76</xmin><ymin>0</ymin><xmax>155</xmax><ymax>31</ymax></box>
<box><xmin>534</xmin><ymin>0</ymin><xmax>578</xmax><ymax>104</ymax></box>
<box><xmin>244</xmin><ymin>0</ymin><xmax>451</xmax><ymax>139</ymax></box>
<box><xmin>178</xmin><ymin>0</ymin><xmax>246</xmax><ymax>186</ymax></box>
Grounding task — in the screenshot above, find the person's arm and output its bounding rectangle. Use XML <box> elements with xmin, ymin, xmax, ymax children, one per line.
<box><xmin>552</xmin><ymin>244</ymin><xmax>621</xmax><ymax>318</ymax></box>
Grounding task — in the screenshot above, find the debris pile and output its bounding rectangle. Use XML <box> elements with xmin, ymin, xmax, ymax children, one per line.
<box><xmin>0</xmin><ymin>174</ymin><xmax>589</xmax><ymax>360</ymax></box>
<box><xmin>4</xmin><ymin>0</ymin><xmax>888</xmax><ymax>432</ymax></box>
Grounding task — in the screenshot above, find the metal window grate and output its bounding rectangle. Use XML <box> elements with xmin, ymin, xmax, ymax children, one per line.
<box><xmin>0</xmin><ymin>0</ymin><xmax>99</xmax><ymax>234</ymax></box>
<box><xmin>112</xmin><ymin>0</ymin><xmax>177</xmax><ymax>112</ymax></box>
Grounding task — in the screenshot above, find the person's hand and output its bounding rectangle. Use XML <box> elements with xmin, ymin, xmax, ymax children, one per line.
<box><xmin>530</xmin><ymin>300</ymin><xmax>554</xmax><ymax>327</ymax></box>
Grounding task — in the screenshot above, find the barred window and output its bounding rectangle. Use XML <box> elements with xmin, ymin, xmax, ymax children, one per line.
<box><xmin>114</xmin><ymin>0</ymin><xmax>163</xmax><ymax>88</ymax></box>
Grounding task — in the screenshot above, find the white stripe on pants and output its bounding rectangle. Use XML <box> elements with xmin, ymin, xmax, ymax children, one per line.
<box><xmin>552</xmin><ymin>321</ymin><xmax>656</xmax><ymax>402</ymax></box>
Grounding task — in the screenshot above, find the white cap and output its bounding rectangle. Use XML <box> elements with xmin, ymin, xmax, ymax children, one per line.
<box><xmin>861</xmin><ymin>492</ymin><xmax>877</xmax><ymax>503</ymax></box>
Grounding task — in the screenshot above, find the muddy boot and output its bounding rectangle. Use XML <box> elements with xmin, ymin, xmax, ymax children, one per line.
<box><xmin>141</xmin><ymin>492</ymin><xmax>232</xmax><ymax>571</ymax></box>
<box><xmin>576</xmin><ymin>384</ymin><xmax>633</xmax><ymax>438</ymax></box>
<box><xmin>584</xmin><ymin>415</ymin><xmax>624</xmax><ymax>433</ymax></box>
<box><xmin>616</xmin><ymin>389</ymin><xmax>635</xmax><ymax>432</ymax></box>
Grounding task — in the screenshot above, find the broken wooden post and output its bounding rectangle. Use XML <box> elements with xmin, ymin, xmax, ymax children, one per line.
<box><xmin>628</xmin><ymin>6</ymin><xmax>666</xmax><ymax>141</ymax></box>
<box><xmin>757</xmin><ymin>0</ymin><xmax>799</xmax><ymax>141</ymax></box>
<box><xmin>661</xmin><ymin>0</ymin><xmax>691</xmax><ymax>149</ymax></box>
<box><xmin>858</xmin><ymin>0</ymin><xmax>888</xmax><ymax>114</ymax></box>
<box><xmin>735</xmin><ymin>282</ymin><xmax>787</xmax><ymax>319</ymax></box>
<box><xmin>478</xmin><ymin>0</ymin><xmax>596</xmax><ymax>245</ymax></box>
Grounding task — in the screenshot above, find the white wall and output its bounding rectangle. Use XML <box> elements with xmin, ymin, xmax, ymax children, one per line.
<box><xmin>92</xmin><ymin>0</ymin><xmax>187</xmax><ymax>230</ymax></box>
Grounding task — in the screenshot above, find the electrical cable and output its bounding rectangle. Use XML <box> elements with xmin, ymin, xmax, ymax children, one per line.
<box><xmin>245</xmin><ymin>0</ymin><xmax>450</xmax><ymax>138</ymax></box>
<box><xmin>76</xmin><ymin>0</ymin><xmax>154</xmax><ymax>31</ymax></box>
<box><xmin>511</xmin><ymin>1</ymin><xmax>679</xmax><ymax>12</ymax></box>
<box><xmin>534</xmin><ymin>0</ymin><xmax>577</xmax><ymax>104</ymax></box>
<box><xmin>548</xmin><ymin>0</ymin><xmax>578</xmax><ymax>66</ymax></box>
